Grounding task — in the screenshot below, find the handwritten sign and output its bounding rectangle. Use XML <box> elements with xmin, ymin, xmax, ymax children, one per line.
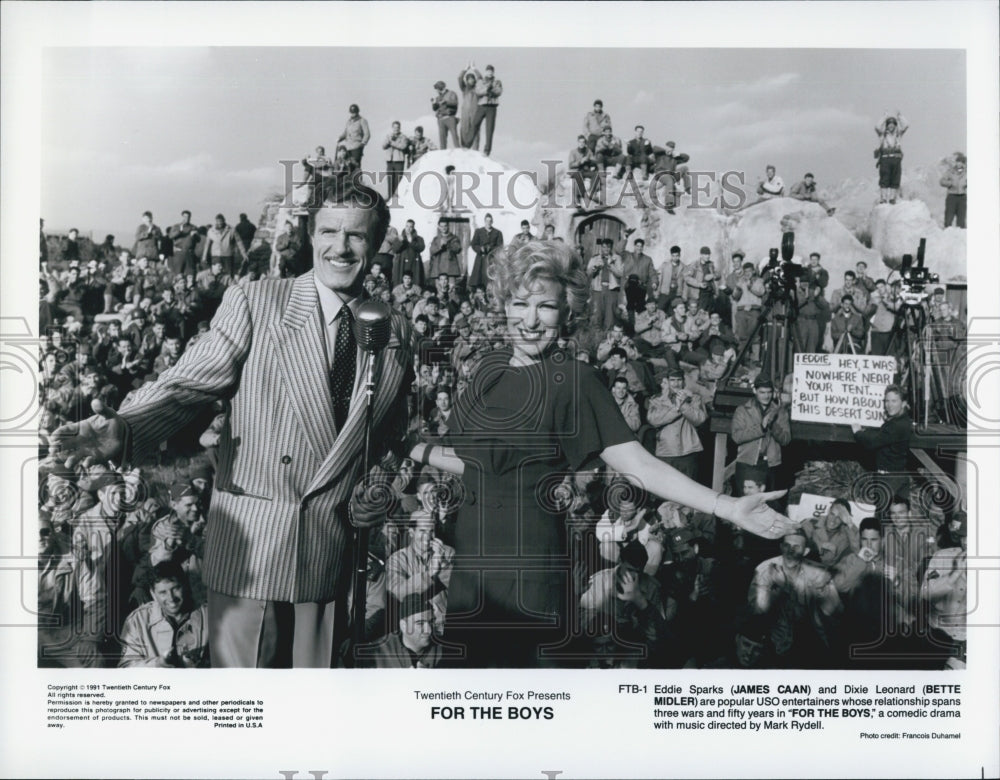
<box><xmin>792</xmin><ymin>353</ymin><xmax>897</xmax><ymax>428</ymax></box>
<box><xmin>788</xmin><ymin>493</ymin><xmax>875</xmax><ymax>528</ymax></box>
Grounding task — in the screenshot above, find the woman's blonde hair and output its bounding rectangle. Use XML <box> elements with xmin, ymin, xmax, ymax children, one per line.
<box><xmin>487</xmin><ymin>240</ymin><xmax>590</xmax><ymax>334</ymax></box>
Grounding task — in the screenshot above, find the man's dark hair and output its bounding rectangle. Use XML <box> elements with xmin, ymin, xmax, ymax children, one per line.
<box><xmin>426</xmin><ymin>295</ymin><xmax>440</xmax><ymax>306</ymax></box>
<box><xmin>414</xmin><ymin>314</ymin><xmax>429</xmax><ymax>325</ymax></box>
<box><xmin>436</xmin><ymin>387</ymin><xmax>452</xmax><ymax>400</ymax></box>
<box><xmin>181</xmin><ymin>210</ymin><xmax>191</xmax><ymax>218</ymax></box>
<box><xmin>215</xmin><ymin>213</ymin><xmax>225</xmax><ymax>222</ymax></box>
<box><xmin>844</xmin><ymin>270</ymin><xmax>856</xmax><ymax>279</ymax></box>
<box><xmin>670</xmin><ymin>245</ymin><xmax>681</xmax><ymax>254</ymax></box>
<box><xmin>612</xmin><ymin>376</ymin><xmax>629</xmax><ymax>388</ymax></box>
<box><xmin>890</xmin><ymin>495</ymin><xmax>911</xmax><ymax>511</ymax></box>
<box><xmin>307</xmin><ymin>173</ymin><xmax>391</xmax><ymax>250</ymax></box>
<box><xmin>859</xmin><ymin>516</ymin><xmax>883</xmax><ymax>536</ymax></box>
<box><xmin>148</xmin><ymin>560</ymin><xmax>186</xmax><ymax>589</ymax></box>
<box><xmin>735</xmin><ymin>613</ymin><xmax>769</xmax><ymax>643</ymax></box>
<box><xmin>608</xmin><ymin>347</ymin><xmax>628</xmax><ymax>361</ymax></box>
<box><xmin>594</xmin><ymin>99</ymin><xmax>603</xmax><ymax>107</ymax></box>
<box><xmin>840</xmin><ymin>294</ymin><xmax>854</xmax><ymax>305</ymax></box>
<box><xmin>239</xmin><ymin>213</ymin><xmax>248</xmax><ymax>221</ymax></box>
<box><xmin>635</xmin><ymin>124</ymin><xmax>644</xmax><ymax>132</ymax></box>
<box><xmin>809</xmin><ymin>252</ymin><xmax>820</xmax><ymax>260</ymax></box>
<box><xmin>349</xmin><ymin>103</ymin><xmax>359</xmax><ymax>113</ymax></box>
<box><xmin>804</xmin><ymin>172</ymin><xmax>815</xmax><ymax>178</ymax></box>
<box><xmin>831</xmin><ymin>497</ymin><xmax>852</xmax><ymax>512</ymax></box>
<box><xmin>521</xmin><ymin>220</ymin><xmax>530</xmax><ymax>227</ymax></box>
<box><xmin>415</xmin><ymin>125</ymin><xmax>423</xmax><ymax>133</ymax></box>
<box><xmin>142</xmin><ymin>211</ymin><xmax>152</xmax><ymax>219</ymax></box>
<box><xmin>634</xmin><ymin>238</ymin><xmax>644</xmax><ymax>247</ymax></box>
<box><xmin>619</xmin><ymin>539</ymin><xmax>648</xmax><ymax>572</ymax></box>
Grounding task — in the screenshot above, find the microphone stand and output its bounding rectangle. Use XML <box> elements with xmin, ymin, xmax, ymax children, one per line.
<box><xmin>349</xmin><ymin>357</ymin><xmax>377</xmax><ymax>652</ymax></box>
<box><xmin>346</xmin><ymin>300</ymin><xmax>391</xmax><ymax>665</ymax></box>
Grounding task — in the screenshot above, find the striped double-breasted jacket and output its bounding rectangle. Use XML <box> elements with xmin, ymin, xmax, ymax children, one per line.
<box><xmin>120</xmin><ymin>271</ymin><xmax>412</xmax><ymax>602</ymax></box>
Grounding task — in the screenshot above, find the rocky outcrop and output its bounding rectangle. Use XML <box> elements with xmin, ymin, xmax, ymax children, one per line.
<box><xmin>252</xmin><ymin>151</ymin><xmax>965</xmax><ymax>285</ymax></box>
<box><xmin>868</xmin><ymin>199</ymin><xmax>966</xmax><ymax>281</ymax></box>
<box><xmin>392</xmin><ymin>149</ymin><xmax>542</xmax><ymax>272</ymax></box>
<box><xmin>728</xmin><ymin>197</ymin><xmax>881</xmax><ymax>278</ymax></box>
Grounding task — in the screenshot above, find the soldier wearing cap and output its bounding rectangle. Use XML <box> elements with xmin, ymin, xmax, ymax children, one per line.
<box><xmin>651</xmin><ymin>141</ymin><xmax>691</xmax><ymax>209</ymax></box>
<box><xmin>749</xmin><ymin>527</ymin><xmax>841</xmax><ymax>666</ymax></box>
<box><xmin>580</xmin><ymin>540</ymin><xmax>667</xmax><ymax>666</ymax></box>
<box><xmin>470</xmin><ymin>64</ymin><xmax>503</xmax><ymax>157</ymax></box>
<box><xmin>586</xmin><ymin>237</ymin><xmax>624</xmax><ymax>331</ymax></box>
<box><xmin>660</xmin><ymin>525</ymin><xmax>718</xmax><ymax>664</ymax></box>
<box><xmin>386</xmin><ymin>510</ymin><xmax>454</xmax><ymax>636</ymax></box>
<box><xmin>133</xmin><ymin>212</ymin><xmax>162</xmax><ymax>262</ymax></box>
<box><xmin>168</xmin><ymin>480</ymin><xmax>203</xmax><ymax>531</ymax></box>
<box><xmin>189</xmin><ymin>464</ymin><xmax>214</xmax><ymax>501</ymax></box>
<box><xmin>646</xmin><ymin>368</ymin><xmax>706</xmax><ymax>480</ymax></box>
<box><xmin>595</xmin><ymin>484</ymin><xmax>663</xmax><ymax>575</ymax></box>
<box><xmin>656</xmin><ymin>245</ymin><xmax>686</xmax><ymax>312</ymax></box>
<box><xmin>730</xmin><ymin>375</ymin><xmax>791</xmax><ymax>490</ymax></box>
<box><xmin>795</xmin><ymin>272</ymin><xmax>831</xmax><ymax>353</ymax></box>
<box><xmin>833</xmin><ymin>515</ymin><xmax>892</xmax><ymax>597</ymax></box>
<box><xmin>803</xmin><ymin>497</ymin><xmax>860</xmax><ymax>568</ymax></box>
<box><xmin>68</xmin><ymin>469</ymin><xmax>127</xmax><ymax>666</ymax></box>
<box><xmin>621</xmin><ymin>237</ymin><xmax>657</xmax><ymax>316</ymax></box>
<box><xmin>337</xmin><ymin>103</ymin><xmax>371</xmax><ymax>169</ymax></box>
<box><xmin>704</xmin><ymin>613</ymin><xmax>773</xmax><ymax>668</ymax></box>
<box><xmin>431</xmin><ymin>81</ymin><xmax>460</xmax><ymax>149</ymax></box>
<box><xmin>683</xmin><ymin>246</ymin><xmax>716</xmax><ymax>309</ymax></box>
<box><xmin>355</xmin><ymin>593</ymin><xmax>442</xmax><ymax>668</ymax></box>
<box><xmin>789</xmin><ymin>172</ymin><xmax>835</xmax><ymax>215</ymax></box>
<box><xmin>129</xmin><ymin>509</ymin><xmax>205</xmax><ymax>611</ymax></box>
<box><xmin>583</xmin><ymin>99</ymin><xmax>613</xmax><ymax>152</ymax></box>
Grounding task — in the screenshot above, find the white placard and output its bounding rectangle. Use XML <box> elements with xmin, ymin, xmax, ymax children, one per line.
<box><xmin>788</xmin><ymin>492</ymin><xmax>876</xmax><ymax>528</ymax></box>
<box><xmin>792</xmin><ymin>353</ymin><xmax>897</xmax><ymax>428</ymax></box>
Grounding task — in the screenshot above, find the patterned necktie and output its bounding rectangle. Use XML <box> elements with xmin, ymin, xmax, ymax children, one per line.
<box><xmin>330</xmin><ymin>305</ymin><xmax>356</xmax><ymax>431</ymax></box>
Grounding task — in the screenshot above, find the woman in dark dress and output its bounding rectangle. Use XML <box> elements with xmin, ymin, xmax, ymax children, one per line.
<box><xmin>410</xmin><ymin>241</ymin><xmax>795</xmax><ymax>667</ymax></box>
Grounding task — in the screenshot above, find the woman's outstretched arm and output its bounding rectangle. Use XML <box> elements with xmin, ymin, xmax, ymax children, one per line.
<box><xmin>600</xmin><ymin>439</ymin><xmax>797</xmax><ymax>539</ymax></box>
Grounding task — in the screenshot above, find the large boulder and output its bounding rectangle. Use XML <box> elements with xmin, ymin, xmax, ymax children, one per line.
<box><xmin>869</xmin><ymin>199</ymin><xmax>966</xmax><ymax>281</ymax></box>
<box><xmin>392</xmin><ymin>149</ymin><xmax>541</xmax><ymax>273</ymax></box>
<box><xmin>543</xmin><ymin>184</ymin><xmax>884</xmax><ymax>285</ymax></box>
<box><xmin>727</xmin><ymin>197</ymin><xmax>881</xmax><ymax>281</ymax></box>
<box><xmin>821</xmin><ymin>164</ymin><xmax>953</xmax><ymax>236</ymax></box>
<box><xmin>540</xmin><ymin>171</ymin><xmax>731</xmax><ymax>274</ymax></box>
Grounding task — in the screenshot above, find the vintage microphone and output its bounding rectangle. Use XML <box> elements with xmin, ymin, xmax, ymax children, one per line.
<box><xmin>348</xmin><ymin>300</ymin><xmax>392</xmax><ymax>654</ymax></box>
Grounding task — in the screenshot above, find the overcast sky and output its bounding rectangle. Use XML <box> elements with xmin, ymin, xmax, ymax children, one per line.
<box><xmin>41</xmin><ymin>47</ymin><xmax>965</xmax><ymax>241</ymax></box>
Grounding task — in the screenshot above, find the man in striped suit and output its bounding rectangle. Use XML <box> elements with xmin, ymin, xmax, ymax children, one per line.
<box><xmin>51</xmin><ymin>177</ymin><xmax>413</xmax><ymax>667</ymax></box>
